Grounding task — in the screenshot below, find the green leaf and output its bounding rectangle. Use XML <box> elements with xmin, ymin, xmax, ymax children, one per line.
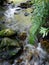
<box><xmin>29</xmin><ymin>0</ymin><xmax>49</xmax><ymax>44</ymax></box>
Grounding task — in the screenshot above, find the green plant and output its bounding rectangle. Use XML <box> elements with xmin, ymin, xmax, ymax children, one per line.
<box><xmin>29</xmin><ymin>0</ymin><xmax>49</xmax><ymax>44</ymax></box>
<box><xmin>40</xmin><ymin>27</ymin><xmax>49</xmax><ymax>37</ymax></box>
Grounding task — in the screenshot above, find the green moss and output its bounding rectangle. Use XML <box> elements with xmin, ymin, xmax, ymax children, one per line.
<box><xmin>0</xmin><ymin>29</ymin><xmax>16</xmax><ymax>37</ymax></box>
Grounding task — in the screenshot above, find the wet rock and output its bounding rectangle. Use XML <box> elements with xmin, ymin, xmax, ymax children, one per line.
<box><xmin>8</xmin><ymin>0</ymin><xmax>28</xmax><ymax>4</ymax></box>
<box><xmin>18</xmin><ymin>31</ymin><xmax>27</xmax><ymax>41</ymax></box>
<box><xmin>24</xmin><ymin>12</ymin><xmax>29</xmax><ymax>16</ymax></box>
<box><xmin>0</xmin><ymin>38</ymin><xmax>23</xmax><ymax>59</ymax></box>
<box><xmin>1</xmin><ymin>21</ymin><xmax>5</xmax><ymax>24</ymax></box>
<box><xmin>39</xmin><ymin>32</ymin><xmax>49</xmax><ymax>53</ymax></box>
<box><xmin>0</xmin><ymin>38</ymin><xmax>20</xmax><ymax>47</ymax></box>
<box><xmin>0</xmin><ymin>0</ymin><xmax>8</xmax><ymax>6</ymax></box>
<box><xmin>0</xmin><ymin>12</ymin><xmax>4</xmax><ymax>17</ymax></box>
<box><xmin>3</xmin><ymin>61</ymin><xmax>11</xmax><ymax>65</ymax></box>
<box><xmin>0</xmin><ymin>48</ymin><xmax>21</xmax><ymax>59</ymax></box>
<box><xmin>41</xmin><ymin>40</ymin><xmax>49</xmax><ymax>53</ymax></box>
<box><xmin>0</xmin><ymin>61</ymin><xmax>11</xmax><ymax>65</ymax></box>
<box><xmin>0</xmin><ymin>23</ymin><xmax>6</xmax><ymax>30</ymax></box>
<box><xmin>45</xmin><ymin>62</ymin><xmax>49</xmax><ymax>65</ymax></box>
<box><xmin>0</xmin><ymin>29</ymin><xmax>16</xmax><ymax>37</ymax></box>
<box><xmin>44</xmin><ymin>21</ymin><xmax>49</xmax><ymax>28</ymax></box>
<box><xmin>18</xmin><ymin>1</ymin><xmax>32</xmax><ymax>9</ymax></box>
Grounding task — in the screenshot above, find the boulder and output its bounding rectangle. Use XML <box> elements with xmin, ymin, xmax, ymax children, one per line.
<box><xmin>0</xmin><ymin>38</ymin><xmax>23</xmax><ymax>59</ymax></box>
<box><xmin>0</xmin><ymin>29</ymin><xmax>17</xmax><ymax>37</ymax></box>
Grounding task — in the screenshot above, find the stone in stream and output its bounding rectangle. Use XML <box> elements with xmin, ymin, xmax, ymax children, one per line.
<box><xmin>0</xmin><ymin>37</ymin><xmax>23</xmax><ymax>60</ymax></box>
<box><xmin>0</xmin><ymin>29</ymin><xmax>17</xmax><ymax>37</ymax></box>
<box><xmin>0</xmin><ymin>31</ymin><xmax>27</xmax><ymax>60</ymax></box>
<box><xmin>41</xmin><ymin>40</ymin><xmax>49</xmax><ymax>53</ymax></box>
<box><xmin>24</xmin><ymin>12</ymin><xmax>29</xmax><ymax>16</ymax></box>
<box><xmin>0</xmin><ymin>0</ymin><xmax>8</xmax><ymax>6</ymax></box>
<box><xmin>18</xmin><ymin>0</ymin><xmax>32</xmax><ymax>9</ymax></box>
<box><xmin>18</xmin><ymin>31</ymin><xmax>27</xmax><ymax>41</ymax></box>
<box><xmin>0</xmin><ymin>38</ymin><xmax>20</xmax><ymax>47</ymax></box>
<box><xmin>0</xmin><ymin>61</ymin><xmax>11</xmax><ymax>65</ymax></box>
<box><xmin>38</xmin><ymin>32</ymin><xmax>49</xmax><ymax>53</ymax></box>
<box><xmin>0</xmin><ymin>21</ymin><xmax>7</xmax><ymax>30</ymax></box>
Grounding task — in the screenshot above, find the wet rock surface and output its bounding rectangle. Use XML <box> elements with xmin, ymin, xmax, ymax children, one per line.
<box><xmin>39</xmin><ymin>33</ymin><xmax>49</xmax><ymax>54</ymax></box>
<box><xmin>18</xmin><ymin>1</ymin><xmax>32</xmax><ymax>9</ymax></box>
<box><xmin>0</xmin><ymin>31</ymin><xmax>27</xmax><ymax>60</ymax></box>
<box><xmin>12</xmin><ymin>44</ymin><xmax>49</xmax><ymax>65</ymax></box>
<box><xmin>0</xmin><ymin>61</ymin><xmax>11</xmax><ymax>65</ymax></box>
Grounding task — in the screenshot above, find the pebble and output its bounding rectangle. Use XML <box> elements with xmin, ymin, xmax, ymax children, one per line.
<box><xmin>24</xmin><ymin>12</ymin><xmax>29</xmax><ymax>16</ymax></box>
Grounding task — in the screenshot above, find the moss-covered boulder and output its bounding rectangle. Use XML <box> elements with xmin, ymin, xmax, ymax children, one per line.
<box><xmin>0</xmin><ymin>29</ymin><xmax>16</xmax><ymax>37</ymax></box>
<box><xmin>0</xmin><ymin>38</ymin><xmax>23</xmax><ymax>59</ymax></box>
<box><xmin>0</xmin><ymin>38</ymin><xmax>20</xmax><ymax>47</ymax></box>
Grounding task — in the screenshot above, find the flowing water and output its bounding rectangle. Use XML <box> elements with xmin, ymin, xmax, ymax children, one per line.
<box><xmin>0</xmin><ymin>1</ymin><xmax>49</xmax><ymax>65</ymax></box>
<box><xmin>12</xmin><ymin>43</ymin><xmax>48</xmax><ymax>65</ymax></box>
<box><xmin>4</xmin><ymin>3</ymin><xmax>32</xmax><ymax>32</ymax></box>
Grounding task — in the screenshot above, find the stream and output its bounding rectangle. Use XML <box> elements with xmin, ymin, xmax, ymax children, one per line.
<box><xmin>0</xmin><ymin>0</ymin><xmax>49</xmax><ymax>65</ymax></box>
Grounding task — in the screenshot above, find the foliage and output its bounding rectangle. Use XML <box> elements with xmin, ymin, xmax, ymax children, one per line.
<box><xmin>40</xmin><ymin>27</ymin><xmax>49</xmax><ymax>38</ymax></box>
<box><xmin>29</xmin><ymin>0</ymin><xmax>49</xmax><ymax>44</ymax></box>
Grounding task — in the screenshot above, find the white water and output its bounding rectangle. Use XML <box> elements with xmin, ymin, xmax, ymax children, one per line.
<box><xmin>12</xmin><ymin>42</ymin><xmax>48</xmax><ymax>65</ymax></box>
<box><xmin>4</xmin><ymin>4</ymin><xmax>32</xmax><ymax>32</ymax></box>
<box><xmin>4</xmin><ymin>5</ymin><xmax>21</xmax><ymax>22</ymax></box>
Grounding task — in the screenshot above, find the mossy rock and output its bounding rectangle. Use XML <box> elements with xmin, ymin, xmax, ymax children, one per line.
<box><xmin>0</xmin><ymin>37</ymin><xmax>20</xmax><ymax>48</ymax></box>
<box><xmin>0</xmin><ymin>29</ymin><xmax>16</xmax><ymax>37</ymax></box>
<box><xmin>19</xmin><ymin>1</ymin><xmax>32</xmax><ymax>8</ymax></box>
<box><xmin>0</xmin><ymin>38</ymin><xmax>22</xmax><ymax>59</ymax></box>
